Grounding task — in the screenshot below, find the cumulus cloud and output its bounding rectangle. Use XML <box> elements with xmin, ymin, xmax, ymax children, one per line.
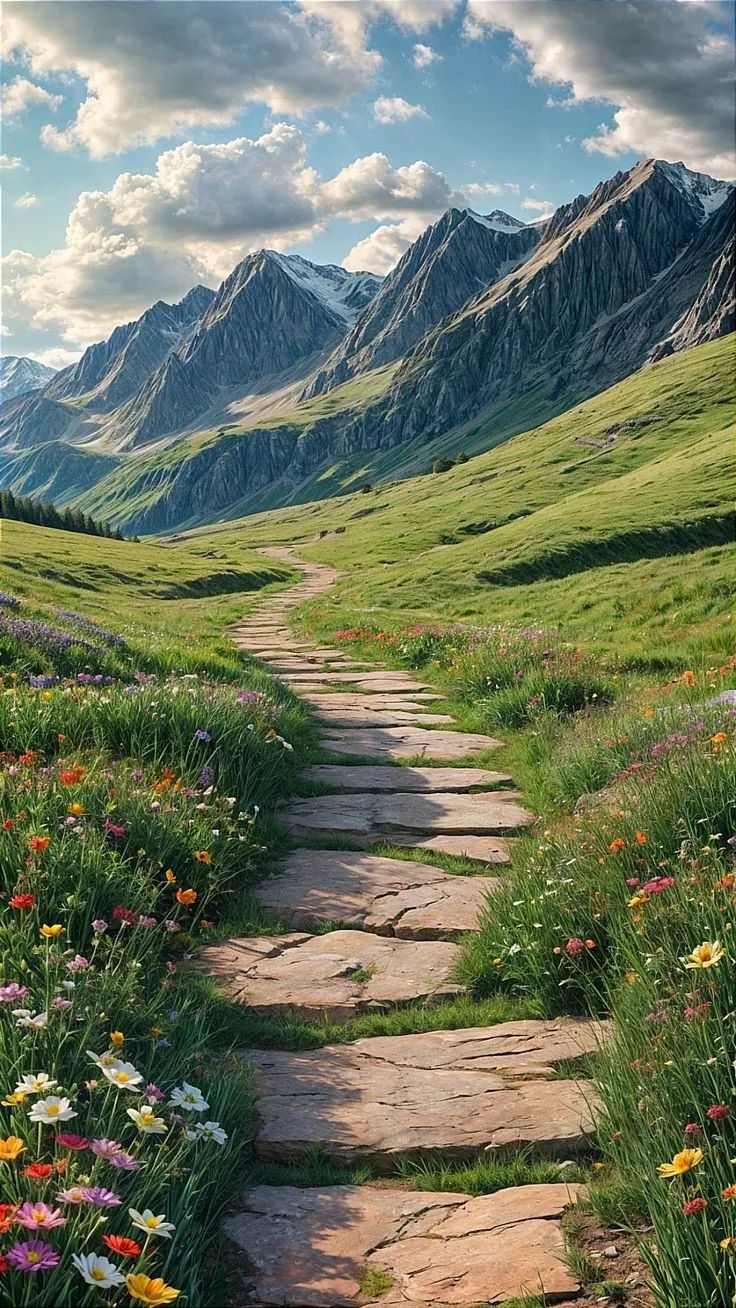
<box><xmin>412</xmin><ymin>43</ymin><xmax>443</xmax><ymax>68</ymax></box>
<box><xmin>341</xmin><ymin>215</ymin><xmax>430</xmax><ymax>274</ymax></box>
<box><xmin>521</xmin><ymin>197</ymin><xmax>554</xmax><ymax>215</ymax></box>
<box><xmin>14</xmin><ymin>192</ymin><xmax>38</xmax><ymax>209</ymax></box>
<box><xmin>464</xmin><ymin>180</ymin><xmax>521</xmax><ymax>199</ymax></box>
<box><xmin>2</xmin><ymin>126</ymin><xmax>463</xmax><ymax>347</ymax></box>
<box><xmin>0</xmin><ymin>153</ymin><xmax>23</xmax><ymax>170</ymax></box>
<box><xmin>372</xmin><ymin>95</ymin><xmax>428</xmax><ymax>124</ymax></box>
<box><xmin>2</xmin><ymin>75</ymin><xmax>62</xmax><ymax>118</ymax></box>
<box><xmin>2</xmin><ymin>1</ymin><xmax>458</xmax><ymax>159</ymax></box>
<box><xmin>465</xmin><ymin>0</ymin><xmax>735</xmax><ymax>177</ymax></box>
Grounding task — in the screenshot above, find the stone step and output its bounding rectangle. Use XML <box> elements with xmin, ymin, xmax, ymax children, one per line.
<box><xmin>257</xmin><ymin>849</ymin><xmax>499</xmax><ymax>938</ymax></box>
<box><xmin>246</xmin><ymin>1019</ymin><xmax>602</xmax><ymax>1169</ymax></box>
<box><xmin>314</xmin><ymin>708</ymin><xmax>457</xmax><ymax>728</ymax></box>
<box><xmin>320</xmin><ymin>725</ymin><xmax>504</xmax><ymax>761</ymax></box>
<box><xmin>285</xmin><ymin>671</ymin><xmax>431</xmax><ymax>690</ymax></box>
<box><xmin>392</xmin><ymin>833</ymin><xmax>514</xmax><ymax>864</ymax></box>
<box><xmin>282</xmin><ymin>790</ymin><xmax>532</xmax><ymax>842</ymax></box>
<box><xmin>224</xmin><ymin>1182</ymin><xmax>585</xmax><ymax>1306</ymax></box>
<box><xmin>193</xmin><ymin>930</ymin><xmax>462</xmax><ymax>1022</ymax></box>
<box><xmin>299</xmin><ymin>764</ymin><xmax>513</xmax><ymax>792</ymax></box>
<box><xmin>304</xmin><ymin>692</ymin><xmax>448</xmax><ymax>708</ymax></box>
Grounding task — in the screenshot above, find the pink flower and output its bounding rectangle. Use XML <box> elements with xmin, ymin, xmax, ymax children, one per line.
<box><xmin>112</xmin><ymin>906</ymin><xmax>137</xmax><ymax>926</ymax></box>
<box><xmin>137</xmin><ymin>915</ymin><xmax>157</xmax><ymax>928</ymax></box>
<box><xmin>52</xmin><ymin>996</ymin><xmax>73</xmax><ymax>1010</ymax></box>
<box><xmin>56</xmin><ymin>1187</ymin><xmax>89</xmax><ymax>1205</ymax></box>
<box><xmin>145</xmin><ymin>1083</ymin><xmax>165</xmax><ymax>1103</ymax></box>
<box><xmin>641</xmin><ymin>876</ymin><xmax>675</xmax><ymax>895</ymax></box>
<box><xmin>564</xmin><ymin>937</ymin><xmax>586</xmax><ymax>958</ymax></box>
<box><xmin>7</xmin><ymin>1239</ymin><xmax>60</xmax><ymax>1272</ymax></box>
<box><xmin>82</xmin><ymin>1186</ymin><xmax>121</xmax><ymax>1207</ymax></box>
<box><xmin>625</xmin><ymin>878</ymin><xmax>640</xmax><ymax>888</ymax></box>
<box><xmin>684</xmin><ymin>1123</ymin><xmax>703</xmax><ymax>1138</ymax></box>
<box><xmin>0</xmin><ymin>983</ymin><xmax>29</xmax><ymax>1003</ymax></box>
<box><xmin>91</xmin><ymin>919</ymin><xmax>108</xmax><ymax>934</ymax></box>
<box><xmin>707</xmin><ymin>1104</ymin><xmax>730</xmax><ymax>1123</ymax></box>
<box><xmin>104</xmin><ymin>819</ymin><xmax>125</xmax><ymax>838</ymax></box>
<box><xmin>16</xmin><ymin>1202</ymin><xmax>67</xmax><ymax>1231</ymax></box>
<box><xmin>66</xmin><ymin>955</ymin><xmax>89</xmax><ymax>973</ymax></box>
<box><xmin>90</xmin><ymin>1138</ymin><xmax>139</xmax><ymax>1171</ymax></box>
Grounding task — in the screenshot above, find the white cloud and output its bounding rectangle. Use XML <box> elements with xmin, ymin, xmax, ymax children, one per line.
<box><xmin>341</xmin><ymin>215</ymin><xmax>429</xmax><ymax>274</ymax></box>
<box><xmin>412</xmin><ymin>43</ymin><xmax>443</xmax><ymax>68</ymax></box>
<box><xmin>14</xmin><ymin>192</ymin><xmax>39</xmax><ymax>210</ymax></box>
<box><xmin>1</xmin><ymin>1</ymin><xmax>457</xmax><ymax>159</ymax></box>
<box><xmin>0</xmin><ymin>153</ymin><xmax>23</xmax><ymax>170</ymax></box>
<box><xmin>465</xmin><ymin>0</ymin><xmax>735</xmax><ymax>177</ymax></box>
<box><xmin>1</xmin><ymin>75</ymin><xmax>62</xmax><ymax>118</ymax></box>
<box><xmin>31</xmin><ymin>346</ymin><xmax>81</xmax><ymax>370</ymax></box>
<box><xmin>521</xmin><ymin>197</ymin><xmax>554</xmax><ymax>215</ymax></box>
<box><xmin>2</xmin><ymin>126</ymin><xmax>462</xmax><ymax>347</ymax></box>
<box><xmin>464</xmin><ymin>180</ymin><xmax>521</xmax><ymax>199</ymax></box>
<box><xmin>372</xmin><ymin>95</ymin><xmax>428</xmax><ymax>124</ymax></box>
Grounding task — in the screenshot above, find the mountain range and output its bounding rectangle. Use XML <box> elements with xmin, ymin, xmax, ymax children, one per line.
<box><xmin>0</xmin><ymin>158</ymin><xmax>732</xmax><ymax>534</ymax></box>
<box><xmin>0</xmin><ymin>355</ymin><xmax>57</xmax><ymax>402</ymax></box>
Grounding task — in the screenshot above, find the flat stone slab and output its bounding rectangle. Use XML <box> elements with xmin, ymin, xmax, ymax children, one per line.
<box><xmin>225</xmin><ymin>1182</ymin><xmax>584</xmax><ymax>1306</ymax></box>
<box><xmin>258</xmin><ymin>850</ymin><xmax>498</xmax><ymax>938</ymax></box>
<box><xmin>304</xmin><ymin>693</ymin><xmax>447</xmax><ymax>708</ymax></box>
<box><xmin>193</xmin><ymin>930</ymin><xmax>461</xmax><ymax>1022</ymax></box>
<box><xmin>314</xmin><ymin>708</ymin><xmax>456</xmax><ymax>728</ymax></box>
<box><xmin>299</xmin><ymin>765</ymin><xmax>513</xmax><ymax>792</ymax></box>
<box><xmin>321</xmin><ymin>726</ymin><xmax>504</xmax><ymax>761</ymax></box>
<box><xmin>282</xmin><ymin>791</ymin><xmax>532</xmax><ymax>841</ymax></box>
<box><xmin>394</xmin><ymin>834</ymin><xmax>514</xmax><ymax>864</ymax></box>
<box><xmin>286</xmin><ymin>671</ymin><xmax>431</xmax><ymax>690</ymax></box>
<box><xmin>246</xmin><ymin>1019</ymin><xmax>601</xmax><ymax>1168</ymax></box>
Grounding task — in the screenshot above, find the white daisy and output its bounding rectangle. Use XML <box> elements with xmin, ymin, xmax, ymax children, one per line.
<box><xmin>186</xmin><ymin>1120</ymin><xmax>228</xmax><ymax>1145</ymax></box>
<box><xmin>128</xmin><ymin>1207</ymin><xmax>176</xmax><ymax>1238</ymax></box>
<box><xmin>28</xmin><ymin>1095</ymin><xmax>77</xmax><ymax>1124</ymax></box>
<box><xmin>72</xmin><ymin>1252</ymin><xmax>125</xmax><ymax>1288</ymax></box>
<box><xmin>101</xmin><ymin>1060</ymin><xmax>143</xmax><ymax>1091</ymax></box>
<box><xmin>169</xmin><ymin>1081</ymin><xmax>208</xmax><ymax>1112</ymax></box>
<box><xmin>126</xmin><ymin>1105</ymin><xmax>167</xmax><ymax>1134</ymax></box>
<box><xmin>15</xmin><ymin>1072</ymin><xmax>58</xmax><ymax>1095</ymax></box>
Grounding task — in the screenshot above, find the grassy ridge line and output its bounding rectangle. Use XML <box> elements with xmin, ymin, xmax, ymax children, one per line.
<box><xmin>172</xmin><ymin>337</ymin><xmax>734</xmax><ymax>643</ymax></box>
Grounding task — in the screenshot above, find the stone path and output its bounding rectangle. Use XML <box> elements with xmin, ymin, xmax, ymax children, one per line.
<box><xmin>212</xmin><ymin>552</ymin><xmax>598</xmax><ymax>1304</ymax></box>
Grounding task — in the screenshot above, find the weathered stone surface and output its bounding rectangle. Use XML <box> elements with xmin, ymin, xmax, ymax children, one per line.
<box><xmin>392</xmin><ymin>833</ymin><xmax>513</xmax><ymax>864</ymax></box>
<box><xmin>314</xmin><ymin>708</ymin><xmax>456</xmax><ymax>728</ymax></box>
<box><xmin>321</xmin><ymin>726</ymin><xmax>504</xmax><ymax>760</ymax></box>
<box><xmin>247</xmin><ymin>1020</ymin><xmax>601</xmax><ymax>1167</ymax></box>
<box><xmin>194</xmin><ymin>930</ymin><xmax>461</xmax><ymax>1021</ymax></box>
<box><xmin>224</xmin><ymin>1182</ymin><xmax>584</xmax><ymax>1306</ymax></box>
<box><xmin>304</xmin><ymin>692</ymin><xmax>447</xmax><ymax>708</ymax></box>
<box><xmin>285</xmin><ymin>671</ymin><xmax>431</xmax><ymax>690</ymax></box>
<box><xmin>282</xmin><ymin>790</ymin><xmax>532</xmax><ymax>841</ymax></box>
<box><xmin>258</xmin><ymin>850</ymin><xmax>498</xmax><ymax>938</ymax></box>
<box><xmin>299</xmin><ymin>764</ymin><xmax>513</xmax><ymax>792</ymax></box>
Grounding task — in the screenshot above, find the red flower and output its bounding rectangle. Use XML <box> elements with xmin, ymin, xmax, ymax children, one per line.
<box><xmin>2</xmin><ymin>819</ymin><xmax>14</xmax><ymax>832</ymax></box>
<box><xmin>59</xmin><ymin>766</ymin><xmax>86</xmax><ymax>786</ymax></box>
<box><xmin>0</xmin><ymin>1254</ymin><xmax>8</xmax><ymax>1274</ymax></box>
<box><xmin>609</xmin><ymin>838</ymin><xmax>626</xmax><ymax>854</ymax></box>
<box><xmin>112</xmin><ymin>906</ymin><xmax>137</xmax><ymax>925</ymax></box>
<box><xmin>102</xmin><ymin>1234</ymin><xmax>142</xmax><ymax>1258</ymax></box>
<box><xmin>0</xmin><ymin>1203</ymin><xmax>17</xmax><ymax>1234</ymax></box>
<box><xmin>9</xmin><ymin>893</ymin><xmax>35</xmax><ymax>910</ymax></box>
<box><xmin>27</xmin><ymin>835</ymin><xmax>51</xmax><ymax>852</ymax></box>
<box><xmin>707</xmin><ymin>1104</ymin><xmax>730</xmax><ymax>1123</ymax></box>
<box><xmin>683</xmin><ymin>1198</ymin><xmax>708</xmax><ymax>1217</ymax></box>
<box><xmin>55</xmin><ymin>1133</ymin><xmax>90</xmax><ymax>1151</ymax></box>
<box><xmin>684</xmin><ymin>1123</ymin><xmax>703</xmax><ymax>1138</ymax></box>
<box><xmin>24</xmin><ymin>1162</ymin><xmax>53</xmax><ymax>1181</ymax></box>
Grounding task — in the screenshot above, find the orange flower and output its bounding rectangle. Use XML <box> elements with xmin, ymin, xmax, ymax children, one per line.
<box><xmin>176</xmin><ymin>888</ymin><xmax>197</xmax><ymax>906</ymax></box>
<box><xmin>682</xmin><ymin>670</ymin><xmax>696</xmax><ymax>686</ymax></box>
<box><xmin>109</xmin><ymin>1031</ymin><xmax>125</xmax><ymax>1046</ymax></box>
<box><xmin>59</xmin><ymin>765</ymin><xmax>87</xmax><ymax>785</ymax></box>
<box><xmin>28</xmin><ymin>835</ymin><xmax>50</xmax><ymax>853</ymax></box>
<box><xmin>193</xmin><ymin>850</ymin><xmax>211</xmax><ymax>865</ymax></box>
<box><xmin>722</xmin><ymin>1185</ymin><xmax>736</xmax><ymax>1202</ymax></box>
<box><xmin>0</xmin><ymin>1203</ymin><xmax>18</xmax><ymax>1233</ymax></box>
<box><xmin>24</xmin><ymin>1161</ymin><xmax>53</xmax><ymax>1180</ymax></box>
<box><xmin>711</xmin><ymin>732</ymin><xmax>728</xmax><ymax>749</ymax></box>
<box><xmin>0</xmin><ymin>1136</ymin><xmax>26</xmax><ymax>1162</ymax></box>
<box><xmin>164</xmin><ymin>869</ymin><xmax>176</xmax><ymax>884</ymax></box>
<box><xmin>635</xmin><ymin>831</ymin><xmax>647</xmax><ymax>846</ymax></box>
<box><xmin>609</xmin><ymin>838</ymin><xmax>626</xmax><ymax>854</ymax></box>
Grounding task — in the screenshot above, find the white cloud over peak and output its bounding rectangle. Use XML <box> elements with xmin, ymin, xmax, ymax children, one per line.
<box><xmin>412</xmin><ymin>43</ymin><xmax>443</xmax><ymax>68</ymax></box>
<box><xmin>372</xmin><ymin>95</ymin><xmax>428</xmax><ymax>124</ymax></box>
<box><xmin>465</xmin><ymin>0</ymin><xmax>735</xmax><ymax>177</ymax></box>
<box><xmin>521</xmin><ymin>196</ymin><xmax>554</xmax><ymax>215</ymax></box>
<box><xmin>2</xmin><ymin>75</ymin><xmax>62</xmax><ymax>118</ymax></box>
<box><xmin>14</xmin><ymin>192</ymin><xmax>38</xmax><ymax>210</ymax></box>
<box><xmin>2</xmin><ymin>126</ymin><xmax>463</xmax><ymax>347</ymax></box>
<box><xmin>464</xmin><ymin>180</ymin><xmax>521</xmax><ymax>199</ymax></box>
<box><xmin>341</xmin><ymin>215</ymin><xmax>429</xmax><ymax>274</ymax></box>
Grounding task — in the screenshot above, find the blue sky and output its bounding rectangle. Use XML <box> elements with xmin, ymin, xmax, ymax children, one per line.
<box><xmin>2</xmin><ymin>1</ymin><xmax>734</xmax><ymax>365</ymax></box>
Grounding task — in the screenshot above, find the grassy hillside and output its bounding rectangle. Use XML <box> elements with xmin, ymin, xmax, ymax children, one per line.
<box><xmin>177</xmin><ymin>336</ymin><xmax>735</xmax><ymax>659</ymax></box>
<box><xmin>0</xmin><ymin>518</ymin><xmax>292</xmax><ymax>676</ymax></box>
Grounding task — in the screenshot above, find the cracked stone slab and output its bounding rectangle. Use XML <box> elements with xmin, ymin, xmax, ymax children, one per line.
<box><xmin>304</xmin><ymin>693</ymin><xmax>448</xmax><ymax>709</ymax></box>
<box><xmin>299</xmin><ymin>765</ymin><xmax>513</xmax><ymax>792</ymax></box>
<box><xmin>282</xmin><ymin>791</ymin><xmax>533</xmax><ymax>841</ymax></box>
<box><xmin>320</xmin><ymin>726</ymin><xmax>504</xmax><ymax>761</ymax></box>
<box><xmin>257</xmin><ymin>850</ymin><xmax>499</xmax><ymax>938</ymax></box>
<box><xmin>285</xmin><ymin>671</ymin><xmax>431</xmax><ymax>690</ymax></box>
<box><xmin>193</xmin><ymin>929</ymin><xmax>462</xmax><ymax>1021</ymax></box>
<box><xmin>392</xmin><ymin>834</ymin><xmax>514</xmax><ymax>864</ymax></box>
<box><xmin>246</xmin><ymin>1020</ymin><xmax>601</xmax><ymax>1168</ymax></box>
<box><xmin>224</xmin><ymin>1182</ymin><xmax>584</xmax><ymax>1306</ymax></box>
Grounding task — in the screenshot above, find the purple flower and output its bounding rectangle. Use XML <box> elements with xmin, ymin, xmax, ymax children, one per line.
<box><xmin>29</xmin><ymin>674</ymin><xmax>58</xmax><ymax>689</ymax></box>
<box><xmin>108</xmin><ymin>1150</ymin><xmax>139</xmax><ymax>1172</ymax></box>
<box><xmin>16</xmin><ymin>1202</ymin><xmax>66</xmax><ymax>1231</ymax></box>
<box><xmin>7</xmin><ymin>1240</ymin><xmax>61</xmax><ymax>1272</ymax></box>
<box><xmin>0</xmin><ymin>590</ymin><xmax>21</xmax><ymax>611</ymax></box>
<box><xmin>57</xmin><ymin>610</ymin><xmax>126</xmax><ymax>648</ymax></box>
<box><xmin>92</xmin><ymin>919</ymin><xmax>108</xmax><ymax>934</ymax></box>
<box><xmin>197</xmin><ymin>765</ymin><xmax>214</xmax><ymax>789</ymax></box>
<box><xmin>82</xmin><ymin>1186</ymin><xmax>121</xmax><ymax>1207</ymax></box>
<box><xmin>145</xmin><ymin>1083</ymin><xmax>165</xmax><ymax>1103</ymax></box>
<box><xmin>194</xmin><ymin>729</ymin><xmax>212</xmax><ymax>743</ymax></box>
<box><xmin>131</xmin><ymin>769</ymin><xmax>144</xmax><ymax>782</ymax></box>
<box><xmin>90</xmin><ymin>1138</ymin><xmax>139</xmax><ymax>1171</ymax></box>
<box><xmin>52</xmin><ymin>996</ymin><xmax>73</xmax><ymax>1010</ymax></box>
<box><xmin>0</xmin><ymin>982</ymin><xmax>29</xmax><ymax>1003</ymax></box>
<box><xmin>164</xmin><ymin>920</ymin><xmax>180</xmax><ymax>934</ymax></box>
<box><xmin>137</xmin><ymin>915</ymin><xmax>157</xmax><ymax>928</ymax></box>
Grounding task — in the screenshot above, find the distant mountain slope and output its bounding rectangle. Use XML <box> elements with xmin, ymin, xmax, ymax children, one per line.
<box><xmin>0</xmin><ymin>356</ymin><xmax>57</xmax><ymax>401</ymax></box>
<box><xmin>108</xmin><ymin>253</ymin><xmax>381</xmax><ymax>450</ymax></box>
<box><xmin>305</xmin><ymin>208</ymin><xmax>539</xmax><ymax>396</ymax></box>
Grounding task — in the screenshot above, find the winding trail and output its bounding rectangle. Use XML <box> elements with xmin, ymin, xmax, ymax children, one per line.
<box><xmin>201</xmin><ymin>552</ymin><xmax>600</xmax><ymax>1307</ymax></box>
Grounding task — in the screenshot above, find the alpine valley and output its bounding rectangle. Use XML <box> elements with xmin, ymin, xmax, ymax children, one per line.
<box><xmin>1</xmin><ymin>157</ymin><xmax>733</xmax><ymax>534</ymax></box>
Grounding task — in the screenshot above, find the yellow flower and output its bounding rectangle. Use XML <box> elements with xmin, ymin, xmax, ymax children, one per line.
<box><xmin>2</xmin><ymin>1092</ymin><xmax>28</xmax><ymax>1106</ymax></box>
<box><xmin>657</xmin><ymin>1148</ymin><xmax>703</xmax><ymax>1179</ymax></box>
<box><xmin>623</xmin><ymin>969</ymin><xmax>638</xmax><ymax>985</ymax></box>
<box><xmin>165</xmin><ymin>869</ymin><xmax>176</xmax><ymax>883</ymax></box>
<box><xmin>711</xmin><ymin>732</ymin><xmax>728</xmax><ymax>748</ymax></box>
<box><xmin>0</xmin><ymin>1135</ymin><xmax>26</xmax><ymax>1161</ymax></box>
<box><xmin>42</xmin><ymin>691</ymin><xmax>53</xmax><ymax>701</ymax></box>
<box><xmin>720</xmin><ymin>1236</ymin><xmax>736</xmax><ymax>1250</ymax></box>
<box><xmin>627</xmin><ymin>893</ymin><xmax>648</xmax><ymax>908</ymax></box>
<box><xmin>681</xmin><ymin>940</ymin><xmax>725</xmax><ymax>970</ymax></box>
<box><xmin>40</xmin><ymin>924</ymin><xmax>65</xmax><ymax>939</ymax></box>
<box><xmin>68</xmin><ymin>802</ymin><xmax>85</xmax><ymax>817</ymax></box>
<box><xmin>193</xmin><ymin>849</ymin><xmax>211</xmax><ymax>865</ymax></box>
<box><xmin>109</xmin><ymin>1031</ymin><xmax>125</xmax><ymax>1046</ymax></box>
<box><xmin>126</xmin><ymin>1275</ymin><xmax>181</xmax><ymax>1306</ymax></box>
